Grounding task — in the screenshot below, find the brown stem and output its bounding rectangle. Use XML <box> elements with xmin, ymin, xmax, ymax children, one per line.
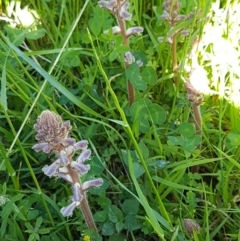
<box><xmin>191</xmin><ymin>103</ymin><xmax>202</xmax><ymax>173</ymax></box>
<box><xmin>172</xmin><ymin>33</ymin><xmax>178</xmax><ymax>85</ymax></box>
<box><xmin>67</xmin><ymin>165</ymin><xmax>98</xmax><ymax>232</ymax></box>
<box><xmin>79</xmin><ymin>194</ymin><xmax>98</xmax><ymax>232</ymax></box>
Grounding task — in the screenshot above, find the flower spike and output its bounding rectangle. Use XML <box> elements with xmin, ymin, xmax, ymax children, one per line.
<box><xmin>33</xmin><ymin>110</ymin><xmax>103</xmax><ymax>232</ymax></box>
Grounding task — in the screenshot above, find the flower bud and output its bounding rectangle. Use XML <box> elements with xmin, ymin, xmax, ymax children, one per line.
<box><xmin>104</xmin><ymin>26</ymin><xmax>121</xmax><ymax>35</ymax></box>
<box><xmin>124</xmin><ymin>51</ymin><xmax>135</xmax><ymax>64</ymax></box>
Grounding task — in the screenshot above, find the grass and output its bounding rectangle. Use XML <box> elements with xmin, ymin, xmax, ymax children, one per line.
<box><xmin>0</xmin><ymin>0</ymin><xmax>240</xmax><ymax>240</ymax></box>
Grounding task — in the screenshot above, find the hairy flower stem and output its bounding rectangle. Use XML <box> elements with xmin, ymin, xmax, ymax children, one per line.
<box><xmin>191</xmin><ymin>103</ymin><xmax>201</xmax><ymax>173</ymax></box>
<box><xmin>80</xmin><ymin>194</ymin><xmax>97</xmax><ymax>232</ymax></box>
<box><xmin>172</xmin><ymin>33</ymin><xmax>178</xmax><ymax>85</ymax></box>
<box><xmin>66</xmin><ymin>165</ymin><xmax>97</xmax><ymax>231</ymax></box>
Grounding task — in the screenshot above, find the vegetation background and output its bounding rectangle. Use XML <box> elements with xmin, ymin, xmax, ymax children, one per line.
<box><xmin>0</xmin><ymin>0</ymin><xmax>240</xmax><ymax>240</ymax></box>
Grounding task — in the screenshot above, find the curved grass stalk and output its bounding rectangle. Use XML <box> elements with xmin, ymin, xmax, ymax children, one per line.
<box><xmin>87</xmin><ymin>28</ymin><xmax>173</xmax><ymax>234</ymax></box>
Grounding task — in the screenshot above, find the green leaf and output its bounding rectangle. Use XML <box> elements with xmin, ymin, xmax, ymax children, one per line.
<box><xmin>60</xmin><ymin>49</ymin><xmax>81</xmax><ymax>67</ymax></box>
<box><xmin>133</xmin><ymin>51</ymin><xmax>147</xmax><ymax>66</ymax></box>
<box><xmin>141</xmin><ymin>66</ymin><xmax>158</xmax><ymax>85</ymax></box>
<box><xmin>97</xmin><ymin>196</ymin><xmax>112</xmax><ymax>209</ymax></box>
<box><xmin>4</xmin><ymin>25</ymin><xmax>25</xmax><ymax>46</ymax></box>
<box><xmin>122</xmin><ymin>199</ymin><xmax>139</xmax><ymax>214</ymax></box>
<box><xmin>37</xmin><ymin>228</ymin><xmax>50</xmax><ymax>235</ymax></box>
<box><xmin>182</xmin><ymin>136</ymin><xmax>202</xmax><ymax>152</ymax></box>
<box><xmin>168</xmin><ymin>136</ymin><xmax>184</xmax><ymax>146</ymax></box>
<box><xmin>154</xmin><ymin>160</ymin><xmax>170</xmax><ymax>170</ymax></box>
<box><xmin>148</xmin><ymin>104</ymin><xmax>166</xmax><ymax>125</ymax></box>
<box><xmin>115</xmin><ymin>35</ymin><xmax>124</xmax><ymax>46</ymax></box>
<box><xmin>130</xmin><ymin>99</ymin><xmax>152</xmax><ymax>118</ymax></box>
<box><xmin>138</xmin><ymin>141</ymin><xmax>149</xmax><ymax>159</ymax></box>
<box><xmin>126</xmin><ymin>63</ymin><xmax>147</xmax><ymax>90</ymax></box>
<box><xmin>109</xmin><ymin>50</ymin><xmax>118</xmax><ymax>62</ymax></box>
<box><xmin>29</xmin><ymin>233</ymin><xmax>39</xmax><ymax>241</ymax></box>
<box><xmin>102</xmin><ymin>222</ymin><xmax>115</xmax><ymax>236</ymax></box>
<box><xmin>62</xmin><ymin>55</ymin><xmax>80</xmax><ymax>67</ymax></box>
<box><xmin>124</xmin><ymin>214</ymin><xmax>141</xmax><ymax>231</ymax></box>
<box><xmin>177</xmin><ymin>122</ymin><xmax>195</xmax><ymax>138</ymax></box>
<box><xmin>108</xmin><ymin>233</ymin><xmax>125</xmax><ymax>241</ymax></box>
<box><xmin>86</xmin><ymin>157</ymin><xmax>105</xmax><ymax>175</ymax></box>
<box><xmin>133</xmin><ymin>162</ymin><xmax>145</xmax><ymax>178</ymax></box>
<box><xmin>115</xmin><ymin>222</ymin><xmax>124</xmax><ymax>233</ymax></box>
<box><xmin>225</xmin><ymin>131</ymin><xmax>240</xmax><ymax>152</ymax></box>
<box><xmin>27</xmin><ymin>210</ymin><xmax>39</xmax><ymax>221</ymax></box>
<box><xmin>25</xmin><ymin>28</ymin><xmax>46</xmax><ymax>40</ymax></box>
<box><xmin>108</xmin><ymin>205</ymin><xmax>123</xmax><ymax>223</ymax></box>
<box><xmin>36</xmin><ymin>217</ymin><xmax>42</xmax><ymax>228</ymax></box>
<box><xmin>116</xmin><ymin>45</ymin><xmax>129</xmax><ymax>53</ymax></box>
<box><xmin>130</xmin><ymin>99</ymin><xmax>166</xmax><ymax>133</ymax></box>
<box><xmin>89</xmin><ymin>18</ymin><xmax>102</xmax><ymax>37</ymax></box>
<box><xmin>138</xmin><ymin>118</ymin><xmax>150</xmax><ymax>133</ymax></box>
<box><xmin>25</xmin><ymin>222</ymin><xmax>34</xmax><ymax>231</ymax></box>
<box><xmin>93</xmin><ymin>210</ymin><xmax>108</xmax><ymax>222</ymax></box>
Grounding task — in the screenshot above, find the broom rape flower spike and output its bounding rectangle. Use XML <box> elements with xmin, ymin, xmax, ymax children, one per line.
<box><xmin>98</xmin><ymin>0</ymin><xmax>144</xmax><ymax>105</ymax></box>
<box><xmin>32</xmin><ymin>110</ymin><xmax>103</xmax><ymax>232</ymax></box>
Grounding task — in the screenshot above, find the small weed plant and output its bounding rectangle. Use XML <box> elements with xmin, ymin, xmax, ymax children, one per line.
<box><xmin>0</xmin><ymin>0</ymin><xmax>240</xmax><ymax>241</ymax></box>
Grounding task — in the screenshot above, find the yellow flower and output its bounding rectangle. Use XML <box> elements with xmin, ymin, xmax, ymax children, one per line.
<box><xmin>83</xmin><ymin>235</ymin><xmax>91</xmax><ymax>241</ymax></box>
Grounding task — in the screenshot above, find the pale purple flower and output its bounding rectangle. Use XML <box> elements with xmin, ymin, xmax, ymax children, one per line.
<box><xmin>124</xmin><ymin>51</ymin><xmax>135</xmax><ymax>64</ymax></box>
<box><xmin>136</xmin><ymin>60</ymin><xmax>143</xmax><ymax>67</ymax></box>
<box><xmin>60</xmin><ymin>202</ymin><xmax>77</xmax><ymax>217</ymax></box>
<box><xmin>180</xmin><ymin>29</ymin><xmax>190</xmax><ymax>36</ymax></box>
<box><xmin>184</xmin><ymin>219</ymin><xmax>200</xmax><ymax>237</ymax></box>
<box><xmin>33</xmin><ymin>110</ymin><xmax>72</xmax><ymax>154</ymax></box>
<box><xmin>119</xmin><ymin>1</ymin><xmax>132</xmax><ymax>21</ymax></box>
<box><xmin>73</xmin><ymin>183</ymin><xmax>83</xmax><ymax>202</ymax></box>
<box><xmin>98</xmin><ymin>0</ymin><xmax>117</xmax><ymax>12</ymax></box>
<box><xmin>175</xmin><ymin>14</ymin><xmax>186</xmax><ymax>21</ymax></box>
<box><xmin>161</xmin><ymin>10</ymin><xmax>169</xmax><ymax>20</ymax></box>
<box><xmin>55</xmin><ymin>173</ymin><xmax>73</xmax><ymax>183</ymax></box>
<box><xmin>76</xmin><ymin>149</ymin><xmax>91</xmax><ymax>163</ymax></box>
<box><xmin>158</xmin><ymin>37</ymin><xmax>164</xmax><ymax>43</ymax></box>
<box><xmin>82</xmin><ymin>178</ymin><xmax>104</xmax><ymax>191</ymax></box>
<box><xmin>104</xmin><ymin>26</ymin><xmax>121</xmax><ymax>35</ymax></box>
<box><xmin>42</xmin><ymin>161</ymin><xmax>60</xmax><ymax>177</ymax></box>
<box><xmin>62</xmin><ymin>138</ymin><xmax>76</xmax><ymax>147</ymax></box>
<box><xmin>71</xmin><ymin>161</ymin><xmax>90</xmax><ymax>175</ymax></box>
<box><xmin>126</xmin><ymin>27</ymin><xmax>144</xmax><ymax>37</ymax></box>
<box><xmin>60</xmin><ymin>151</ymin><xmax>69</xmax><ymax>165</ymax></box>
<box><xmin>58</xmin><ymin>166</ymin><xmax>69</xmax><ymax>174</ymax></box>
<box><xmin>74</xmin><ymin>140</ymin><xmax>88</xmax><ymax>150</ymax></box>
<box><xmin>32</xmin><ymin>142</ymin><xmax>51</xmax><ymax>153</ymax></box>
